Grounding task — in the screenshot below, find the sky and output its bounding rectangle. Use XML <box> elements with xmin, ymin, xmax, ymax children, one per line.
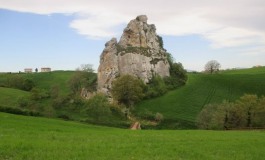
<box><xmin>0</xmin><ymin>0</ymin><xmax>265</xmax><ymax>72</ymax></box>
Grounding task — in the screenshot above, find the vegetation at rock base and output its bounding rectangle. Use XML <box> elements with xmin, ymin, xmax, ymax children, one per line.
<box><xmin>0</xmin><ymin>71</ymin><xmax>128</xmax><ymax>128</ymax></box>
<box><xmin>111</xmin><ymin>75</ymin><xmax>145</xmax><ymax>107</ymax></box>
<box><xmin>68</xmin><ymin>70</ymin><xmax>97</xmax><ymax>94</ymax></box>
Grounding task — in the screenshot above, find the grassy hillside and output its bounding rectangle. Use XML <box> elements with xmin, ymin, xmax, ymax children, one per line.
<box><xmin>0</xmin><ymin>87</ymin><xmax>30</xmax><ymax>108</ymax></box>
<box><xmin>1</xmin><ymin>112</ymin><xmax>264</xmax><ymax>160</ymax></box>
<box><xmin>221</xmin><ymin>66</ymin><xmax>265</xmax><ymax>74</ymax></box>
<box><xmin>1</xmin><ymin>68</ymin><xmax>265</xmax><ymax>129</ymax></box>
<box><xmin>135</xmin><ymin>67</ymin><xmax>265</xmax><ymax>128</ymax></box>
<box><xmin>0</xmin><ymin>71</ymin><xmax>75</xmax><ymax>95</ymax></box>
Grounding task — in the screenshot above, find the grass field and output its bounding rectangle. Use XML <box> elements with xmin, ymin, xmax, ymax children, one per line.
<box><xmin>0</xmin><ymin>87</ymin><xmax>29</xmax><ymax>108</ymax></box>
<box><xmin>135</xmin><ymin>67</ymin><xmax>265</xmax><ymax>128</ymax></box>
<box><xmin>0</xmin><ymin>71</ymin><xmax>75</xmax><ymax>95</ymax></box>
<box><xmin>1</xmin><ymin>112</ymin><xmax>265</xmax><ymax>160</ymax></box>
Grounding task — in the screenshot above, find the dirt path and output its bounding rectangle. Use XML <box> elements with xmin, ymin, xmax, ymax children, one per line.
<box><xmin>130</xmin><ymin>122</ymin><xmax>141</xmax><ymax>130</ymax></box>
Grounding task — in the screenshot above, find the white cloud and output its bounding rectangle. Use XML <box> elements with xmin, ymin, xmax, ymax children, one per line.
<box><xmin>204</xmin><ymin>27</ymin><xmax>265</xmax><ymax>48</ymax></box>
<box><xmin>1</xmin><ymin>0</ymin><xmax>265</xmax><ymax>49</ymax></box>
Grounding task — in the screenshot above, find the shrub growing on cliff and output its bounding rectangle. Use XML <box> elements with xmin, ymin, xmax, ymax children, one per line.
<box><xmin>164</xmin><ymin>61</ymin><xmax>188</xmax><ymax>90</ymax></box>
<box><xmin>145</xmin><ymin>75</ymin><xmax>167</xmax><ymax>98</ymax></box>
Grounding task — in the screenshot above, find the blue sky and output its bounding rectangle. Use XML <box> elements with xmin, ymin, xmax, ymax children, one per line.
<box><xmin>0</xmin><ymin>0</ymin><xmax>265</xmax><ymax>72</ymax></box>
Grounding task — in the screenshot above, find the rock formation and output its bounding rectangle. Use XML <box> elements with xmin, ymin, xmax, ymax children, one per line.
<box><xmin>98</xmin><ymin>15</ymin><xmax>170</xmax><ymax>96</ymax></box>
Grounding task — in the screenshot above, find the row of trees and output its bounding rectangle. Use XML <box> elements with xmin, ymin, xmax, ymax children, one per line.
<box><xmin>197</xmin><ymin>94</ymin><xmax>265</xmax><ymax>130</ymax></box>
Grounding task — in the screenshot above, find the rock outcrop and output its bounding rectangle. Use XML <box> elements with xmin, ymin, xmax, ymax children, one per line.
<box><xmin>98</xmin><ymin>15</ymin><xmax>170</xmax><ymax>96</ymax></box>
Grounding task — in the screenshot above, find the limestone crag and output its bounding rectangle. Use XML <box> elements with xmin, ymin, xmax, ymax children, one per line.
<box><xmin>98</xmin><ymin>15</ymin><xmax>170</xmax><ymax>95</ymax></box>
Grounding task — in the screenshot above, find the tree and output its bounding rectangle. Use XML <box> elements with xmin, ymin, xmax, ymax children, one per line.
<box><xmin>204</xmin><ymin>60</ymin><xmax>221</xmax><ymax>74</ymax></box>
<box><xmin>164</xmin><ymin>62</ymin><xmax>188</xmax><ymax>90</ymax></box>
<box><xmin>145</xmin><ymin>75</ymin><xmax>167</xmax><ymax>98</ymax></box>
<box><xmin>236</xmin><ymin>94</ymin><xmax>258</xmax><ymax>127</ymax></box>
<box><xmin>68</xmin><ymin>71</ymin><xmax>97</xmax><ymax>94</ymax></box>
<box><xmin>111</xmin><ymin>75</ymin><xmax>144</xmax><ymax>107</ymax></box>
<box><xmin>76</xmin><ymin>64</ymin><xmax>94</xmax><ymax>72</ymax></box>
<box><xmin>197</xmin><ymin>94</ymin><xmax>265</xmax><ymax>130</ymax></box>
<box><xmin>22</xmin><ymin>79</ymin><xmax>35</xmax><ymax>91</ymax></box>
<box><xmin>85</xmin><ymin>93</ymin><xmax>111</xmax><ymax>121</ymax></box>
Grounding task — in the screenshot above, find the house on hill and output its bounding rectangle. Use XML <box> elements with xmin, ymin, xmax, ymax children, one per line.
<box><xmin>24</xmin><ymin>68</ymin><xmax>32</xmax><ymax>73</ymax></box>
<box><xmin>41</xmin><ymin>67</ymin><xmax>51</xmax><ymax>72</ymax></box>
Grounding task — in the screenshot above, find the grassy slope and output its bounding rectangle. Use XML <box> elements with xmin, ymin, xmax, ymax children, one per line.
<box><xmin>18</xmin><ymin>71</ymin><xmax>75</xmax><ymax>95</ymax></box>
<box><xmin>0</xmin><ymin>71</ymin><xmax>75</xmax><ymax>94</ymax></box>
<box><xmin>0</xmin><ymin>71</ymin><xmax>75</xmax><ymax>108</ymax></box>
<box><xmin>1</xmin><ymin>112</ymin><xmax>265</xmax><ymax>160</ymax></box>
<box><xmin>135</xmin><ymin>67</ymin><xmax>265</xmax><ymax>127</ymax></box>
<box><xmin>0</xmin><ymin>87</ymin><xmax>30</xmax><ymax>108</ymax></box>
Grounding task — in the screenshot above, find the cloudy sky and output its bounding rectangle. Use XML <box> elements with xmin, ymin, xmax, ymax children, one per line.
<box><xmin>0</xmin><ymin>0</ymin><xmax>265</xmax><ymax>72</ymax></box>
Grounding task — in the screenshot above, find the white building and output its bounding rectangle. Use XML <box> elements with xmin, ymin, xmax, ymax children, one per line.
<box><xmin>24</xmin><ymin>68</ymin><xmax>33</xmax><ymax>73</ymax></box>
<box><xmin>41</xmin><ymin>67</ymin><xmax>51</xmax><ymax>72</ymax></box>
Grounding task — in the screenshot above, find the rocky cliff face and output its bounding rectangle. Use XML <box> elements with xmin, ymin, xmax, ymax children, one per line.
<box><xmin>98</xmin><ymin>15</ymin><xmax>170</xmax><ymax>95</ymax></box>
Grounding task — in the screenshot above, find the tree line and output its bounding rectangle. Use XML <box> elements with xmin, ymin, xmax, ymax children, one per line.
<box><xmin>197</xmin><ymin>94</ymin><xmax>265</xmax><ymax>130</ymax></box>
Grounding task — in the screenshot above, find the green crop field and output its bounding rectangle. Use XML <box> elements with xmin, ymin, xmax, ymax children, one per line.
<box><xmin>0</xmin><ymin>112</ymin><xmax>264</xmax><ymax>160</ymax></box>
<box><xmin>135</xmin><ymin>67</ymin><xmax>265</xmax><ymax>128</ymax></box>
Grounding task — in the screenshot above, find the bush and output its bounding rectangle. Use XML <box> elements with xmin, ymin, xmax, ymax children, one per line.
<box><xmin>0</xmin><ymin>106</ymin><xmax>41</xmax><ymax>117</ymax></box>
<box><xmin>145</xmin><ymin>75</ymin><xmax>167</xmax><ymax>98</ymax></box>
<box><xmin>5</xmin><ymin>75</ymin><xmax>35</xmax><ymax>91</ymax></box>
<box><xmin>17</xmin><ymin>97</ymin><xmax>30</xmax><ymax>108</ymax></box>
<box><xmin>30</xmin><ymin>88</ymin><xmax>49</xmax><ymax>100</ymax></box>
<box><xmin>155</xmin><ymin>112</ymin><xmax>164</xmax><ymax>122</ymax></box>
<box><xmin>57</xmin><ymin>114</ymin><xmax>71</xmax><ymax>121</ymax></box>
<box><xmin>111</xmin><ymin>75</ymin><xmax>144</xmax><ymax>107</ymax></box>
<box><xmin>197</xmin><ymin>94</ymin><xmax>265</xmax><ymax>130</ymax></box>
<box><xmin>22</xmin><ymin>79</ymin><xmax>35</xmax><ymax>91</ymax></box>
<box><xmin>85</xmin><ymin>94</ymin><xmax>112</xmax><ymax>122</ymax></box>
<box><xmin>68</xmin><ymin>71</ymin><xmax>97</xmax><ymax>94</ymax></box>
<box><xmin>52</xmin><ymin>96</ymin><xmax>69</xmax><ymax>109</ymax></box>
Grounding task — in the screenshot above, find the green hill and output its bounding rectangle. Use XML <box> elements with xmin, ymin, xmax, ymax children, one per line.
<box><xmin>135</xmin><ymin>67</ymin><xmax>265</xmax><ymax>128</ymax></box>
<box><xmin>0</xmin><ymin>87</ymin><xmax>30</xmax><ymax>108</ymax></box>
<box><xmin>1</xmin><ymin>68</ymin><xmax>265</xmax><ymax>129</ymax></box>
<box><xmin>221</xmin><ymin>66</ymin><xmax>265</xmax><ymax>74</ymax></box>
<box><xmin>1</xmin><ymin>112</ymin><xmax>264</xmax><ymax>160</ymax></box>
<box><xmin>0</xmin><ymin>71</ymin><xmax>75</xmax><ymax>95</ymax></box>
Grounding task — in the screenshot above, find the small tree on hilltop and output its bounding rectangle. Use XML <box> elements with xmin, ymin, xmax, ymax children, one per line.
<box><xmin>205</xmin><ymin>60</ymin><xmax>221</xmax><ymax>74</ymax></box>
<box><xmin>76</xmin><ymin>64</ymin><xmax>94</xmax><ymax>72</ymax></box>
<box><xmin>111</xmin><ymin>75</ymin><xmax>144</xmax><ymax>108</ymax></box>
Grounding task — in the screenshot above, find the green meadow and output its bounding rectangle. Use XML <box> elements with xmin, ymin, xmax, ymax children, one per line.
<box><xmin>1</xmin><ymin>112</ymin><xmax>265</xmax><ymax>160</ymax></box>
